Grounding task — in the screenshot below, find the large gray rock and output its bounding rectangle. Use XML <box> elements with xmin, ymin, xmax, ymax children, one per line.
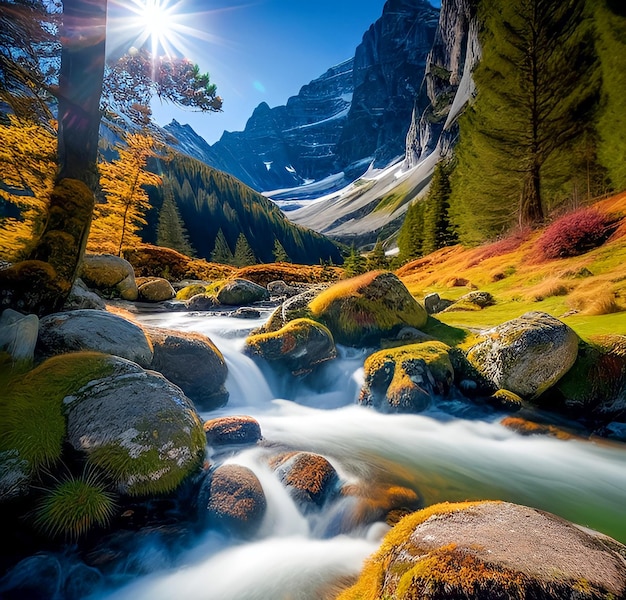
<box><xmin>62</xmin><ymin>278</ymin><xmax>106</xmax><ymax>311</ymax></box>
<box><xmin>145</xmin><ymin>326</ymin><xmax>229</xmax><ymax>410</ymax></box>
<box><xmin>0</xmin><ymin>308</ymin><xmax>38</xmax><ymax>362</ymax></box>
<box><xmin>342</xmin><ymin>501</ymin><xmax>626</xmax><ymax>600</ymax></box>
<box><xmin>80</xmin><ymin>254</ymin><xmax>138</xmax><ymax>301</ymax></box>
<box><xmin>216</xmin><ymin>278</ymin><xmax>269</xmax><ymax>306</ymax></box>
<box><xmin>466</xmin><ymin>312</ymin><xmax>579</xmax><ymax>399</ymax></box>
<box><xmin>64</xmin><ymin>361</ymin><xmax>205</xmax><ymax>496</ymax></box>
<box><xmin>37</xmin><ymin>310</ymin><xmax>153</xmax><ymax>367</ymax></box>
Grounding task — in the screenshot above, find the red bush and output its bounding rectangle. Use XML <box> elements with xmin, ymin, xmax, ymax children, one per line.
<box><xmin>537</xmin><ymin>208</ymin><xmax>612</xmax><ymax>259</ymax></box>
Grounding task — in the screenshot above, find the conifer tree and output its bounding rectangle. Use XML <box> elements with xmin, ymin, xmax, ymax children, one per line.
<box><xmin>210</xmin><ymin>228</ymin><xmax>234</xmax><ymax>265</ymax></box>
<box><xmin>156</xmin><ymin>186</ymin><xmax>194</xmax><ymax>256</ymax></box>
<box><xmin>343</xmin><ymin>247</ymin><xmax>368</xmax><ymax>278</ymax></box>
<box><xmin>272</xmin><ymin>239</ymin><xmax>290</xmax><ymax>262</ymax></box>
<box><xmin>89</xmin><ymin>133</ymin><xmax>162</xmax><ymax>256</ymax></box>
<box><xmin>449</xmin><ymin>0</ymin><xmax>599</xmax><ymax>242</ymax></box>
<box><xmin>366</xmin><ymin>239</ymin><xmax>389</xmax><ymax>271</ymax></box>
<box><xmin>422</xmin><ymin>163</ymin><xmax>456</xmax><ymax>255</ymax></box>
<box><xmin>233</xmin><ymin>233</ymin><xmax>256</xmax><ymax>267</ymax></box>
<box><xmin>397</xmin><ymin>200</ymin><xmax>425</xmax><ymax>262</ymax></box>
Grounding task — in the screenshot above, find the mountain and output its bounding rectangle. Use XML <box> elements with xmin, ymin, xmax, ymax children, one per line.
<box><xmin>165</xmin><ymin>0</ymin><xmax>439</xmax><ymax>195</ymax></box>
<box><xmin>142</xmin><ymin>154</ymin><xmax>343</xmax><ymax>265</ymax></box>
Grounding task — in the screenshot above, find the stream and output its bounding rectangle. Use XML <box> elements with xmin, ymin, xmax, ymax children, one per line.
<box><xmin>94</xmin><ymin>308</ymin><xmax>626</xmax><ymax>599</ymax></box>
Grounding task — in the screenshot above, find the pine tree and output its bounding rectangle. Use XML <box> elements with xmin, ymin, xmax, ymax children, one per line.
<box><xmin>343</xmin><ymin>247</ymin><xmax>368</xmax><ymax>278</ymax></box>
<box><xmin>595</xmin><ymin>0</ymin><xmax>626</xmax><ymax>191</ymax></box>
<box><xmin>422</xmin><ymin>163</ymin><xmax>456</xmax><ymax>255</ymax></box>
<box><xmin>272</xmin><ymin>238</ymin><xmax>290</xmax><ymax>262</ymax></box>
<box><xmin>449</xmin><ymin>0</ymin><xmax>599</xmax><ymax>242</ymax></box>
<box><xmin>397</xmin><ymin>200</ymin><xmax>425</xmax><ymax>262</ymax></box>
<box><xmin>210</xmin><ymin>228</ymin><xmax>234</xmax><ymax>265</ymax></box>
<box><xmin>156</xmin><ymin>185</ymin><xmax>195</xmax><ymax>256</ymax></box>
<box><xmin>233</xmin><ymin>232</ymin><xmax>256</xmax><ymax>267</ymax></box>
<box><xmin>88</xmin><ymin>133</ymin><xmax>162</xmax><ymax>255</ymax></box>
<box><xmin>366</xmin><ymin>239</ymin><xmax>389</xmax><ymax>271</ymax></box>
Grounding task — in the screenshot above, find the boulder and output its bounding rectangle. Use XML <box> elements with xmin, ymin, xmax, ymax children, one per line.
<box><xmin>269</xmin><ymin>451</ymin><xmax>339</xmax><ymax>510</ymax></box>
<box><xmin>465</xmin><ymin>312</ymin><xmax>579</xmax><ymax>399</ymax></box>
<box><xmin>443</xmin><ymin>290</ymin><xmax>495</xmax><ymax>312</ymax></box>
<box><xmin>145</xmin><ymin>326</ymin><xmax>228</xmax><ymax>410</ymax></box>
<box><xmin>136</xmin><ymin>277</ymin><xmax>176</xmax><ymax>302</ymax></box>
<box><xmin>245</xmin><ymin>318</ymin><xmax>336</xmax><ymax>375</ymax></box>
<box><xmin>80</xmin><ymin>254</ymin><xmax>138</xmax><ymax>301</ymax></box>
<box><xmin>64</xmin><ymin>363</ymin><xmax>205</xmax><ymax>496</ymax></box>
<box><xmin>546</xmin><ymin>334</ymin><xmax>626</xmax><ymax>422</ymax></box>
<box><xmin>423</xmin><ymin>292</ymin><xmax>441</xmax><ymax>314</ymax></box>
<box><xmin>0</xmin><ymin>308</ymin><xmax>38</xmax><ymax>363</ymax></box>
<box><xmin>263</xmin><ymin>286</ymin><xmax>325</xmax><ymax>333</ymax></box>
<box><xmin>231</xmin><ymin>307</ymin><xmax>261</xmax><ymax>319</ymax></box>
<box><xmin>308</xmin><ymin>271</ymin><xmax>427</xmax><ymax>347</ymax></box>
<box><xmin>204</xmin><ymin>416</ymin><xmax>262</xmax><ymax>446</ymax></box>
<box><xmin>339</xmin><ymin>501</ymin><xmax>626</xmax><ymax>600</ymax></box>
<box><xmin>37</xmin><ymin>309</ymin><xmax>153</xmax><ymax>368</ymax></box>
<box><xmin>185</xmin><ymin>294</ymin><xmax>218</xmax><ymax>311</ymax></box>
<box><xmin>359</xmin><ymin>341</ymin><xmax>454</xmax><ymax>413</ymax></box>
<box><xmin>62</xmin><ymin>278</ymin><xmax>106</xmax><ymax>311</ymax></box>
<box><xmin>216</xmin><ymin>278</ymin><xmax>269</xmax><ymax>306</ymax></box>
<box><xmin>267</xmin><ymin>280</ymin><xmax>301</xmax><ymax>298</ymax></box>
<box><xmin>176</xmin><ymin>283</ymin><xmax>208</xmax><ymax>301</ymax></box>
<box><xmin>199</xmin><ymin>464</ymin><xmax>266</xmax><ymax>536</ymax></box>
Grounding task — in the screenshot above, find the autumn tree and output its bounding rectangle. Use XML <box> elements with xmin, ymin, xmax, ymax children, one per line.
<box><xmin>88</xmin><ymin>133</ymin><xmax>162</xmax><ymax>256</ymax></box>
<box><xmin>0</xmin><ymin>116</ymin><xmax>56</xmax><ymax>259</ymax></box>
<box><xmin>449</xmin><ymin>0</ymin><xmax>599</xmax><ymax>243</ymax></box>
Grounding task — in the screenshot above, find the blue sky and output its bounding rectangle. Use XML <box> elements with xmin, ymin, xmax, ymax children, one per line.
<box><xmin>108</xmin><ymin>1</ymin><xmax>439</xmax><ymax>144</ymax></box>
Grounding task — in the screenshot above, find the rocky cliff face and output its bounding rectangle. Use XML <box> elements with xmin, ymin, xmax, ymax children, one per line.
<box><xmin>335</xmin><ymin>0</ymin><xmax>439</xmax><ymax>173</ymax></box>
<box><xmin>167</xmin><ymin>1</ymin><xmax>439</xmax><ymax>194</ymax></box>
<box><xmin>405</xmin><ymin>0</ymin><xmax>479</xmax><ymax>167</ymax></box>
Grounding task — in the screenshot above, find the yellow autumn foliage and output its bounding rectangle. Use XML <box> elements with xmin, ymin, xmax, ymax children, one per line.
<box><xmin>0</xmin><ymin>115</ymin><xmax>56</xmax><ymax>259</ymax></box>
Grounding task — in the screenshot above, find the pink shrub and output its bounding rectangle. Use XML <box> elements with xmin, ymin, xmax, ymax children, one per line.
<box><xmin>537</xmin><ymin>208</ymin><xmax>612</xmax><ymax>259</ymax></box>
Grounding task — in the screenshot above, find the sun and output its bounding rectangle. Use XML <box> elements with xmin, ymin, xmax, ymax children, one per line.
<box><xmin>130</xmin><ymin>0</ymin><xmax>178</xmax><ymax>56</ymax></box>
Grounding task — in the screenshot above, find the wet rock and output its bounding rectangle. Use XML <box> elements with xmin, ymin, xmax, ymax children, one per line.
<box><xmin>80</xmin><ymin>254</ymin><xmax>138</xmax><ymax>301</ymax></box>
<box><xmin>145</xmin><ymin>326</ymin><xmax>228</xmax><ymax>410</ymax></box>
<box><xmin>245</xmin><ymin>318</ymin><xmax>336</xmax><ymax>375</ymax></box>
<box><xmin>0</xmin><ymin>308</ymin><xmax>38</xmax><ymax>362</ymax></box>
<box><xmin>199</xmin><ymin>464</ymin><xmax>266</xmax><ymax>537</ymax></box>
<box><xmin>63</xmin><ymin>278</ymin><xmax>106</xmax><ymax>311</ymax></box>
<box><xmin>37</xmin><ymin>309</ymin><xmax>153</xmax><ymax>367</ymax></box>
<box><xmin>0</xmin><ymin>553</ymin><xmax>64</xmax><ymax>599</ymax></box>
<box><xmin>308</xmin><ymin>271</ymin><xmax>427</xmax><ymax>347</ymax></box>
<box><xmin>341</xmin><ymin>501</ymin><xmax>626</xmax><ymax>600</ymax></box>
<box><xmin>231</xmin><ymin>307</ymin><xmax>261</xmax><ymax>319</ymax></box>
<box><xmin>487</xmin><ymin>388</ymin><xmax>524</xmax><ymax>412</ymax></box>
<box><xmin>64</xmin><ymin>363</ymin><xmax>205</xmax><ymax>496</ymax></box>
<box><xmin>500</xmin><ymin>417</ymin><xmax>578</xmax><ymax>440</ymax></box>
<box><xmin>204</xmin><ymin>416</ymin><xmax>262</xmax><ymax>446</ymax></box>
<box><xmin>465</xmin><ymin>312</ymin><xmax>579</xmax><ymax>399</ymax></box>
<box><xmin>216</xmin><ymin>278</ymin><xmax>269</xmax><ymax>306</ymax></box>
<box><xmin>185</xmin><ymin>294</ymin><xmax>218</xmax><ymax>311</ymax></box>
<box><xmin>267</xmin><ymin>280</ymin><xmax>300</xmax><ymax>298</ymax></box>
<box><xmin>359</xmin><ymin>341</ymin><xmax>454</xmax><ymax>413</ymax></box>
<box><xmin>270</xmin><ymin>451</ymin><xmax>339</xmax><ymax>510</ymax></box>
<box><xmin>263</xmin><ymin>286</ymin><xmax>325</xmax><ymax>333</ymax></box>
<box><xmin>136</xmin><ymin>277</ymin><xmax>176</xmax><ymax>302</ymax></box>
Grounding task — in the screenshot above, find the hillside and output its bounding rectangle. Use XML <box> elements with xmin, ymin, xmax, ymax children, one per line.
<box><xmin>142</xmin><ymin>153</ymin><xmax>343</xmax><ymax>266</ymax></box>
<box><xmin>395</xmin><ymin>193</ymin><xmax>626</xmax><ymax>340</ymax></box>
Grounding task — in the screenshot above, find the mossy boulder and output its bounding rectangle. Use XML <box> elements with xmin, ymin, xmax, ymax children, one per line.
<box><xmin>136</xmin><ymin>277</ymin><xmax>176</xmax><ymax>302</ymax></box>
<box><xmin>338</xmin><ymin>501</ymin><xmax>626</xmax><ymax>600</ymax></box>
<box><xmin>37</xmin><ymin>309</ymin><xmax>153</xmax><ymax>368</ymax></box>
<box><xmin>80</xmin><ymin>254</ymin><xmax>138</xmax><ymax>301</ymax></box>
<box><xmin>199</xmin><ymin>464</ymin><xmax>266</xmax><ymax>537</ymax></box>
<box><xmin>0</xmin><ymin>352</ymin><xmax>120</xmax><ymax>500</ymax></box>
<box><xmin>145</xmin><ymin>326</ymin><xmax>228</xmax><ymax>410</ymax></box>
<box><xmin>64</xmin><ymin>364</ymin><xmax>205</xmax><ymax>496</ymax></box>
<box><xmin>544</xmin><ymin>335</ymin><xmax>626</xmax><ymax>422</ymax></box>
<box><xmin>204</xmin><ymin>416</ymin><xmax>262</xmax><ymax>447</ymax></box>
<box><xmin>216</xmin><ymin>278</ymin><xmax>269</xmax><ymax>306</ymax></box>
<box><xmin>269</xmin><ymin>451</ymin><xmax>339</xmax><ymax>511</ymax></box>
<box><xmin>442</xmin><ymin>290</ymin><xmax>495</xmax><ymax>312</ymax></box>
<box><xmin>244</xmin><ymin>318</ymin><xmax>337</xmax><ymax>375</ymax></box>
<box><xmin>308</xmin><ymin>271</ymin><xmax>428</xmax><ymax>347</ymax></box>
<box><xmin>175</xmin><ymin>284</ymin><xmax>208</xmax><ymax>301</ymax></box>
<box><xmin>262</xmin><ymin>286</ymin><xmax>324</xmax><ymax>333</ymax></box>
<box><xmin>359</xmin><ymin>341</ymin><xmax>454</xmax><ymax>413</ymax></box>
<box><xmin>465</xmin><ymin>312</ymin><xmax>579</xmax><ymax>399</ymax></box>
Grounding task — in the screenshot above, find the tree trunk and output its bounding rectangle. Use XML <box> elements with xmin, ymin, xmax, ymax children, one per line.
<box><xmin>57</xmin><ymin>0</ymin><xmax>107</xmax><ymax>190</ymax></box>
<box><xmin>519</xmin><ymin>164</ymin><xmax>544</xmax><ymax>227</ymax></box>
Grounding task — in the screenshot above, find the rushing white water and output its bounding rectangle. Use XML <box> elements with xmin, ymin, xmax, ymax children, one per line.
<box><xmin>97</xmin><ymin>310</ymin><xmax>626</xmax><ymax>599</ymax></box>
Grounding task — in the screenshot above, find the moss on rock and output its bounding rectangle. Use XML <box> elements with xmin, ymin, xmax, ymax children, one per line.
<box><xmin>308</xmin><ymin>271</ymin><xmax>427</xmax><ymax>347</ymax></box>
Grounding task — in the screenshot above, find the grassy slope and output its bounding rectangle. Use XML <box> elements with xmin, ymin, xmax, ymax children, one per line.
<box><xmin>396</xmin><ymin>192</ymin><xmax>626</xmax><ymax>341</ymax></box>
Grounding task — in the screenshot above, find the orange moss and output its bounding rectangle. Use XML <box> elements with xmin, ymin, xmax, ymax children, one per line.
<box><xmin>233</xmin><ymin>262</ymin><xmax>342</xmax><ymax>286</ymax></box>
<box><xmin>500</xmin><ymin>417</ymin><xmax>578</xmax><ymax>440</ymax></box>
